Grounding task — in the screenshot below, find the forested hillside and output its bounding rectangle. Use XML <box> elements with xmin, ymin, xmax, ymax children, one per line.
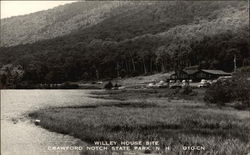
<box><xmin>0</xmin><ymin>1</ymin><xmax>249</xmax><ymax>86</ymax></box>
<box><xmin>1</xmin><ymin>1</ymin><xmax>137</xmax><ymax>47</ymax></box>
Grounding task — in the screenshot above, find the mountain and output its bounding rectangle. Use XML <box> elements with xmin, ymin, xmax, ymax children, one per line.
<box><xmin>0</xmin><ymin>1</ymin><xmax>249</xmax><ymax>85</ymax></box>
<box><xmin>1</xmin><ymin>1</ymin><xmax>243</xmax><ymax>47</ymax></box>
<box><xmin>0</xmin><ymin>1</ymin><xmax>138</xmax><ymax>47</ymax></box>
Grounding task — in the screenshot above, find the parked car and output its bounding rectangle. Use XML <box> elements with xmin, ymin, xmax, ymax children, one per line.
<box><xmin>147</xmin><ymin>80</ymin><xmax>169</xmax><ymax>88</ymax></box>
<box><xmin>97</xmin><ymin>81</ymin><xmax>103</xmax><ymax>84</ymax></box>
<box><xmin>207</xmin><ymin>80</ymin><xmax>213</xmax><ymax>85</ymax></box>
<box><xmin>147</xmin><ymin>82</ymin><xmax>158</xmax><ymax>88</ymax></box>
<box><xmin>158</xmin><ymin>81</ymin><xmax>169</xmax><ymax>88</ymax></box>
<box><xmin>169</xmin><ymin>80</ymin><xmax>175</xmax><ymax>83</ymax></box>
<box><xmin>118</xmin><ymin>86</ymin><xmax>126</xmax><ymax>90</ymax></box>
<box><xmin>211</xmin><ymin>79</ymin><xmax>218</xmax><ymax>84</ymax></box>
<box><xmin>181</xmin><ymin>80</ymin><xmax>189</xmax><ymax>87</ymax></box>
<box><xmin>112</xmin><ymin>87</ymin><xmax>119</xmax><ymax>90</ymax></box>
<box><xmin>198</xmin><ymin>79</ymin><xmax>210</xmax><ymax>88</ymax></box>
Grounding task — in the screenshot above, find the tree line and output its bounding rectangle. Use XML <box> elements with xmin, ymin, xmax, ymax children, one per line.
<box><xmin>0</xmin><ymin>2</ymin><xmax>249</xmax><ymax>87</ymax></box>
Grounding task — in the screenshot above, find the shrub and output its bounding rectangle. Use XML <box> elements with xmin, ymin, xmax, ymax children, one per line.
<box><xmin>61</xmin><ymin>82</ymin><xmax>79</xmax><ymax>89</ymax></box>
<box><xmin>131</xmin><ymin>70</ymin><xmax>139</xmax><ymax>77</ymax></box>
<box><xmin>180</xmin><ymin>86</ymin><xmax>193</xmax><ymax>95</ymax></box>
<box><xmin>204</xmin><ymin>68</ymin><xmax>250</xmax><ymax>108</ymax></box>
<box><xmin>120</xmin><ymin>69</ymin><xmax>126</xmax><ymax>78</ymax></box>
<box><xmin>104</xmin><ymin>81</ymin><xmax>113</xmax><ymax>89</ymax></box>
<box><xmin>204</xmin><ymin>80</ymin><xmax>233</xmax><ymax>106</ymax></box>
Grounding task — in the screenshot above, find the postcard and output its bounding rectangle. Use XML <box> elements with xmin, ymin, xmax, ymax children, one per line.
<box><xmin>1</xmin><ymin>1</ymin><xmax>249</xmax><ymax>155</ymax></box>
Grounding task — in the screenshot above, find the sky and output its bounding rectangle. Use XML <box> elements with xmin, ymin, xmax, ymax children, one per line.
<box><xmin>1</xmin><ymin>1</ymin><xmax>76</xmax><ymax>19</ymax></box>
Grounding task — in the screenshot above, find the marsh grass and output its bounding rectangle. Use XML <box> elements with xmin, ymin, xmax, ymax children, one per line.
<box><xmin>29</xmin><ymin>89</ymin><xmax>250</xmax><ymax>155</ymax></box>
<box><xmin>90</xmin><ymin>89</ymin><xmax>205</xmax><ymax>102</ymax></box>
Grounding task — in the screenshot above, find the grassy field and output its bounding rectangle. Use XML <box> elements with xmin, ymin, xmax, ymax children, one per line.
<box><xmin>29</xmin><ymin>88</ymin><xmax>250</xmax><ymax>155</ymax></box>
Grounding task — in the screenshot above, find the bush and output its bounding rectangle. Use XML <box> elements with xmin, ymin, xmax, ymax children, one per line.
<box><xmin>131</xmin><ymin>70</ymin><xmax>139</xmax><ymax>77</ymax></box>
<box><xmin>180</xmin><ymin>86</ymin><xmax>193</xmax><ymax>95</ymax></box>
<box><xmin>104</xmin><ymin>81</ymin><xmax>113</xmax><ymax>89</ymax></box>
<box><xmin>61</xmin><ymin>82</ymin><xmax>79</xmax><ymax>89</ymax></box>
<box><xmin>204</xmin><ymin>80</ymin><xmax>233</xmax><ymax>106</ymax></box>
<box><xmin>204</xmin><ymin>69</ymin><xmax>250</xmax><ymax>108</ymax></box>
<box><xmin>120</xmin><ymin>69</ymin><xmax>126</xmax><ymax>78</ymax></box>
<box><xmin>16</xmin><ymin>81</ymin><xmax>38</xmax><ymax>89</ymax></box>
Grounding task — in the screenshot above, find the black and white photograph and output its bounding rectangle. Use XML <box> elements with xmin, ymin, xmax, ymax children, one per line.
<box><xmin>0</xmin><ymin>1</ymin><xmax>249</xmax><ymax>155</ymax></box>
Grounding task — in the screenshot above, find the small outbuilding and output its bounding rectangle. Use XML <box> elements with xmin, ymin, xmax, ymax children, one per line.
<box><xmin>169</xmin><ymin>70</ymin><xmax>189</xmax><ymax>80</ymax></box>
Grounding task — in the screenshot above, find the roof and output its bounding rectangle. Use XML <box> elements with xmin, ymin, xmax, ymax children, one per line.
<box><xmin>168</xmin><ymin>71</ymin><xmax>176</xmax><ymax>75</ymax></box>
<box><xmin>184</xmin><ymin>65</ymin><xmax>199</xmax><ymax>70</ymax></box>
<box><xmin>183</xmin><ymin>69</ymin><xmax>198</xmax><ymax>75</ymax></box>
<box><xmin>169</xmin><ymin>70</ymin><xmax>187</xmax><ymax>75</ymax></box>
<box><xmin>202</xmin><ymin>70</ymin><xmax>231</xmax><ymax>75</ymax></box>
<box><xmin>164</xmin><ymin>71</ymin><xmax>177</xmax><ymax>79</ymax></box>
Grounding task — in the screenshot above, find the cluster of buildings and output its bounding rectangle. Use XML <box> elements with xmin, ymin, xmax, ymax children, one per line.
<box><xmin>168</xmin><ymin>67</ymin><xmax>231</xmax><ymax>82</ymax></box>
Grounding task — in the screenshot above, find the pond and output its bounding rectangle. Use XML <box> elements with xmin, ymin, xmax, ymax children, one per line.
<box><xmin>1</xmin><ymin>89</ymin><xmax>102</xmax><ymax>155</ymax></box>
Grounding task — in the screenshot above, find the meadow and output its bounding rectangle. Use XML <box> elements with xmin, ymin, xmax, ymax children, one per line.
<box><xmin>29</xmin><ymin>88</ymin><xmax>250</xmax><ymax>155</ymax></box>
